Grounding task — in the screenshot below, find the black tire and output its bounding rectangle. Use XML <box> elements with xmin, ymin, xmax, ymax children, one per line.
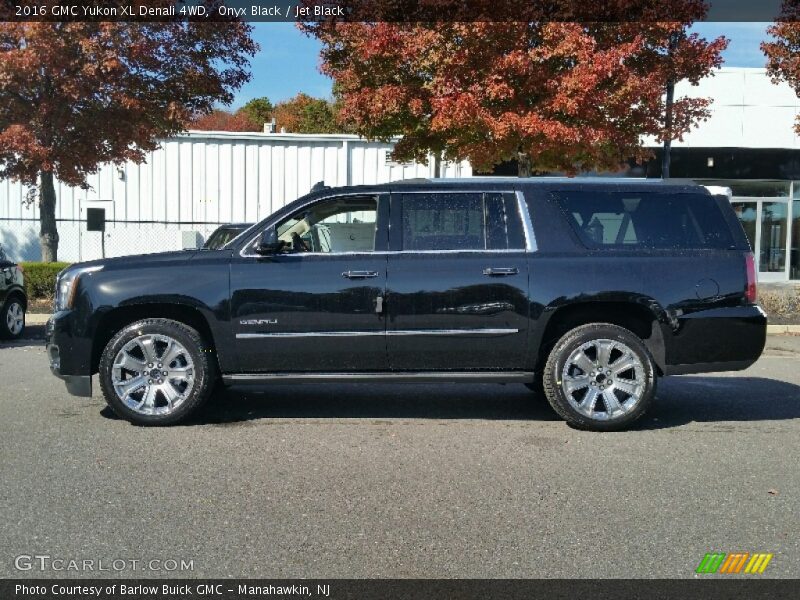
<box><xmin>0</xmin><ymin>294</ymin><xmax>25</xmax><ymax>340</ymax></box>
<box><xmin>542</xmin><ymin>323</ymin><xmax>657</xmax><ymax>431</ymax></box>
<box><xmin>99</xmin><ymin>318</ymin><xmax>216</xmax><ymax>425</ymax></box>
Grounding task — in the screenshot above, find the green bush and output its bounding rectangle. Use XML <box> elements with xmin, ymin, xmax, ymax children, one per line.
<box><xmin>20</xmin><ymin>262</ymin><xmax>71</xmax><ymax>299</ymax></box>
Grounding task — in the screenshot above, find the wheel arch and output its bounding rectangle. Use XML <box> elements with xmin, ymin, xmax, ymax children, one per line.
<box><xmin>3</xmin><ymin>287</ymin><xmax>27</xmax><ymax>310</ymax></box>
<box><xmin>533</xmin><ymin>300</ymin><xmax>666</xmax><ymax>375</ymax></box>
<box><xmin>91</xmin><ymin>303</ymin><xmax>217</xmax><ymax>374</ymax></box>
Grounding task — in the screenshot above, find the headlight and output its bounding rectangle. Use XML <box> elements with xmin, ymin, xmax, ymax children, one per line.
<box><xmin>55</xmin><ymin>266</ymin><xmax>103</xmax><ymax>311</ymax></box>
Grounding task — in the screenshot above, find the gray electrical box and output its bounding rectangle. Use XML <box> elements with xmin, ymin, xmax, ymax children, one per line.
<box><xmin>181</xmin><ymin>230</ymin><xmax>203</xmax><ymax>249</ymax></box>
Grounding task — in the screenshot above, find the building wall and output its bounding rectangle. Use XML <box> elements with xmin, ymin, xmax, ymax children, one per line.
<box><xmin>0</xmin><ymin>134</ymin><xmax>470</xmax><ymax>262</ymax></box>
<box><xmin>644</xmin><ymin>67</ymin><xmax>800</xmax><ymax>150</ymax></box>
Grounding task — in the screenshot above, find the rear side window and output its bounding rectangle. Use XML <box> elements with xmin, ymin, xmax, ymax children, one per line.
<box><xmin>553</xmin><ymin>191</ymin><xmax>735</xmax><ymax>250</ymax></box>
<box><xmin>400</xmin><ymin>192</ymin><xmax>524</xmax><ymax>251</ymax></box>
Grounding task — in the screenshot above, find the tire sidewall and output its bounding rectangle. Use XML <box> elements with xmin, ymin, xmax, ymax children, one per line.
<box><xmin>0</xmin><ymin>297</ymin><xmax>25</xmax><ymax>340</ymax></box>
<box><xmin>99</xmin><ymin>319</ymin><xmax>214</xmax><ymax>425</ymax></box>
<box><xmin>543</xmin><ymin>323</ymin><xmax>657</xmax><ymax>431</ymax></box>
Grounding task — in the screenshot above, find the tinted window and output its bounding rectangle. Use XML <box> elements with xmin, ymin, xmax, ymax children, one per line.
<box><xmin>401</xmin><ymin>192</ymin><xmax>524</xmax><ymax>251</ymax></box>
<box><xmin>553</xmin><ymin>191</ymin><xmax>734</xmax><ymax>250</ymax></box>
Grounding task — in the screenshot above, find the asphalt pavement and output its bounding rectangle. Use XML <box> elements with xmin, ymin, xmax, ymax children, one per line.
<box><xmin>1</xmin><ymin>326</ymin><xmax>799</xmax><ymax>578</ymax></box>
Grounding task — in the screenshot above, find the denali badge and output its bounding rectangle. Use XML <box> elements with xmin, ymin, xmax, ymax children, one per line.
<box><xmin>240</xmin><ymin>318</ymin><xmax>278</xmax><ymax>326</ymax></box>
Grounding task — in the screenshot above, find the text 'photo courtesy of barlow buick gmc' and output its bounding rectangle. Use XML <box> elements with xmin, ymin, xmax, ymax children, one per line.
<box><xmin>45</xmin><ymin>178</ymin><xmax>767</xmax><ymax>431</ymax></box>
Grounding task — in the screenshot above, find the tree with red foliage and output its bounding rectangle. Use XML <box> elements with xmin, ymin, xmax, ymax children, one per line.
<box><xmin>0</xmin><ymin>18</ymin><xmax>256</xmax><ymax>261</ymax></box>
<box><xmin>191</xmin><ymin>109</ymin><xmax>261</xmax><ymax>132</ymax></box>
<box><xmin>272</xmin><ymin>93</ymin><xmax>342</xmax><ymax>134</ymax></box>
<box><xmin>301</xmin><ymin>2</ymin><xmax>726</xmax><ymax>176</ymax></box>
<box><xmin>191</xmin><ymin>97</ymin><xmax>274</xmax><ymax>132</ymax></box>
<box><xmin>763</xmin><ymin>1</ymin><xmax>800</xmax><ymax>134</ymax></box>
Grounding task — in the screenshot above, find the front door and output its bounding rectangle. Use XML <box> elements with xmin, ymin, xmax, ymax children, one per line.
<box><xmin>386</xmin><ymin>191</ymin><xmax>530</xmax><ymax>371</ymax></box>
<box><xmin>230</xmin><ymin>194</ymin><xmax>388</xmax><ymax>372</ymax></box>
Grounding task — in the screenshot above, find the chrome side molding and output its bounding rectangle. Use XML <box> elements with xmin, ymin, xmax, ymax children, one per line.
<box><xmin>223</xmin><ymin>371</ymin><xmax>536</xmax><ymax>384</ymax></box>
<box><xmin>236</xmin><ymin>328</ymin><xmax>519</xmax><ymax>339</ymax></box>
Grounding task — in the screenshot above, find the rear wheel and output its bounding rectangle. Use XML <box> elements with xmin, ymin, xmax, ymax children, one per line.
<box><xmin>0</xmin><ymin>296</ymin><xmax>25</xmax><ymax>340</ymax></box>
<box><xmin>99</xmin><ymin>319</ymin><xmax>216</xmax><ymax>425</ymax></box>
<box><xmin>542</xmin><ymin>323</ymin><xmax>656</xmax><ymax>431</ymax></box>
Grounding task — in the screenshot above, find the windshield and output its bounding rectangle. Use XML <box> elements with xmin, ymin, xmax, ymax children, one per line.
<box><xmin>204</xmin><ymin>226</ymin><xmax>248</xmax><ymax>250</ymax></box>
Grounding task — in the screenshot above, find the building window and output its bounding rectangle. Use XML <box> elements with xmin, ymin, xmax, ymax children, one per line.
<box><xmin>792</xmin><ymin>190</ymin><xmax>800</xmax><ymax>280</ymax></box>
<box><xmin>731</xmin><ymin>202</ymin><xmax>757</xmax><ymax>251</ymax></box>
<box><xmin>760</xmin><ymin>202</ymin><xmax>788</xmax><ymax>273</ymax></box>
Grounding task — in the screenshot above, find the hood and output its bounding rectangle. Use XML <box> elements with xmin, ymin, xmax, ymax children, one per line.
<box><xmin>66</xmin><ymin>250</ymin><xmax>202</xmax><ymax>272</ymax></box>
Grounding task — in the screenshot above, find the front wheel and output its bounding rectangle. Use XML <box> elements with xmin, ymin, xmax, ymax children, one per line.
<box><xmin>99</xmin><ymin>319</ymin><xmax>216</xmax><ymax>425</ymax></box>
<box><xmin>542</xmin><ymin>323</ymin><xmax>657</xmax><ymax>431</ymax></box>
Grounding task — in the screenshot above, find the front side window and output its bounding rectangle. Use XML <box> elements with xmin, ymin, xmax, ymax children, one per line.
<box><xmin>274</xmin><ymin>196</ymin><xmax>378</xmax><ymax>253</ymax></box>
<box><xmin>553</xmin><ymin>191</ymin><xmax>735</xmax><ymax>250</ymax></box>
<box><xmin>400</xmin><ymin>192</ymin><xmax>524</xmax><ymax>251</ymax></box>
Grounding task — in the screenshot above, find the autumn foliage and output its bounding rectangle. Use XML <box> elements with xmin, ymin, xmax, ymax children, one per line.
<box><xmin>191</xmin><ymin>109</ymin><xmax>262</xmax><ymax>132</ymax></box>
<box><xmin>763</xmin><ymin>1</ymin><xmax>800</xmax><ymax>134</ymax></box>
<box><xmin>302</xmin><ymin>2</ymin><xmax>727</xmax><ymax>174</ymax></box>
<box><xmin>190</xmin><ymin>93</ymin><xmax>344</xmax><ymax>134</ymax></box>
<box><xmin>0</xmin><ymin>17</ymin><xmax>256</xmax><ymax>260</ymax></box>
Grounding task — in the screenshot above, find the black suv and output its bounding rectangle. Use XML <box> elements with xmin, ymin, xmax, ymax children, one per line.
<box><xmin>46</xmin><ymin>179</ymin><xmax>766</xmax><ymax>430</ymax></box>
<box><xmin>0</xmin><ymin>244</ymin><xmax>26</xmax><ymax>340</ymax></box>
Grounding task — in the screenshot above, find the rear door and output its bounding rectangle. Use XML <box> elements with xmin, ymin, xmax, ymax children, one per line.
<box><xmin>385</xmin><ymin>190</ymin><xmax>531</xmax><ymax>371</ymax></box>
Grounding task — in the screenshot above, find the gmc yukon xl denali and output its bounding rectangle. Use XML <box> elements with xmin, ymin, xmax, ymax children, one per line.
<box><xmin>46</xmin><ymin>179</ymin><xmax>767</xmax><ymax>431</ymax></box>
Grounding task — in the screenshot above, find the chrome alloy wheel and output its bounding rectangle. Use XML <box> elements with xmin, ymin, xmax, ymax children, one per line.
<box><xmin>111</xmin><ymin>334</ymin><xmax>195</xmax><ymax>416</ymax></box>
<box><xmin>560</xmin><ymin>338</ymin><xmax>645</xmax><ymax>421</ymax></box>
<box><xmin>6</xmin><ymin>301</ymin><xmax>23</xmax><ymax>335</ymax></box>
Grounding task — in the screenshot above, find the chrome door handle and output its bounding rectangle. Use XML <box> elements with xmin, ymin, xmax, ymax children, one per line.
<box><xmin>482</xmin><ymin>267</ymin><xmax>519</xmax><ymax>276</ymax></box>
<box><xmin>342</xmin><ymin>270</ymin><xmax>379</xmax><ymax>279</ymax></box>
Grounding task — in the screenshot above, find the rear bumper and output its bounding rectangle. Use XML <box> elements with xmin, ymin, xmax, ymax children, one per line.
<box><xmin>46</xmin><ymin>312</ymin><xmax>93</xmax><ymax>397</ymax></box>
<box><xmin>664</xmin><ymin>304</ymin><xmax>767</xmax><ymax>375</ymax></box>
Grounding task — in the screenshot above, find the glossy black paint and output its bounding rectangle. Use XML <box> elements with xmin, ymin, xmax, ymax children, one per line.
<box><xmin>0</xmin><ymin>260</ymin><xmax>25</xmax><ymax>308</ymax></box>
<box><xmin>45</xmin><ymin>178</ymin><xmax>767</xmax><ymax>397</ymax></box>
<box><xmin>230</xmin><ymin>252</ymin><xmax>389</xmax><ymax>371</ymax></box>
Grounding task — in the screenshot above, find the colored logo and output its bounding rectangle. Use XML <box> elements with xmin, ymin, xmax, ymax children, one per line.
<box><xmin>696</xmin><ymin>552</ymin><xmax>773</xmax><ymax>574</ymax></box>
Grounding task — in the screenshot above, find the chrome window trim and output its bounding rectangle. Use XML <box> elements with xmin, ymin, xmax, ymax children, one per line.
<box><xmin>515</xmin><ymin>190</ymin><xmax>537</xmax><ymax>252</ymax></box>
<box><xmin>239</xmin><ymin>188</ymin><xmax>536</xmax><ymax>258</ymax></box>
<box><xmin>236</xmin><ymin>328</ymin><xmax>519</xmax><ymax>339</ymax></box>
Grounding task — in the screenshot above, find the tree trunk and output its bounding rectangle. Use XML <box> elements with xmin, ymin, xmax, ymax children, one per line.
<box><xmin>662</xmin><ymin>78</ymin><xmax>675</xmax><ymax>180</ymax></box>
<box><xmin>433</xmin><ymin>152</ymin><xmax>441</xmax><ymax>178</ymax></box>
<box><xmin>39</xmin><ymin>170</ymin><xmax>59</xmax><ymax>262</ymax></box>
<box><xmin>661</xmin><ymin>31</ymin><xmax>679</xmax><ymax>180</ymax></box>
<box><xmin>517</xmin><ymin>152</ymin><xmax>531</xmax><ymax>178</ymax></box>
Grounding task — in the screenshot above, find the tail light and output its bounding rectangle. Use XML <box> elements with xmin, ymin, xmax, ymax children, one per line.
<box><xmin>16</xmin><ymin>263</ymin><xmax>23</xmax><ymax>273</ymax></box>
<box><xmin>745</xmin><ymin>252</ymin><xmax>757</xmax><ymax>303</ymax></box>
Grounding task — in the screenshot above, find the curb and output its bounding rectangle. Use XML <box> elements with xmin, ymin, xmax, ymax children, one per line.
<box><xmin>26</xmin><ymin>313</ymin><xmax>50</xmax><ymax>325</ymax></box>
<box><xmin>767</xmin><ymin>324</ymin><xmax>800</xmax><ymax>334</ymax></box>
<box><xmin>24</xmin><ymin>313</ymin><xmax>800</xmax><ymax>334</ymax></box>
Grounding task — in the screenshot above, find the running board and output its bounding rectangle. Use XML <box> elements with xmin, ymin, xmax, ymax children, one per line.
<box><xmin>223</xmin><ymin>371</ymin><xmax>535</xmax><ymax>384</ymax></box>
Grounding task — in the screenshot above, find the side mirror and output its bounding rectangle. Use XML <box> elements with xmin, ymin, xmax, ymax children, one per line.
<box><xmin>255</xmin><ymin>227</ymin><xmax>284</xmax><ymax>255</ymax></box>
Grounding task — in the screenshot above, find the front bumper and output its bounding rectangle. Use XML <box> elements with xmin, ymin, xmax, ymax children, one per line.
<box><xmin>46</xmin><ymin>313</ymin><xmax>93</xmax><ymax>397</ymax></box>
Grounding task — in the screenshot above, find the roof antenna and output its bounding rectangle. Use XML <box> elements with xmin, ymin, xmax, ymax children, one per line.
<box><xmin>310</xmin><ymin>181</ymin><xmax>329</xmax><ymax>192</ymax></box>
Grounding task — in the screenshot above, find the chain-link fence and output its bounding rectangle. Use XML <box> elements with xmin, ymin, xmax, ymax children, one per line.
<box><xmin>0</xmin><ymin>219</ymin><xmax>225</xmax><ymax>263</ymax></box>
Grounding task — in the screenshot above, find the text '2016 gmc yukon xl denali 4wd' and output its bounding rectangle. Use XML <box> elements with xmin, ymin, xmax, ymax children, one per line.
<box><xmin>46</xmin><ymin>179</ymin><xmax>767</xmax><ymax>431</ymax></box>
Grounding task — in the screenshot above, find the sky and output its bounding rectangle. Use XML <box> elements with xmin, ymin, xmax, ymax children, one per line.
<box><xmin>230</xmin><ymin>22</ymin><xmax>775</xmax><ymax>109</ymax></box>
